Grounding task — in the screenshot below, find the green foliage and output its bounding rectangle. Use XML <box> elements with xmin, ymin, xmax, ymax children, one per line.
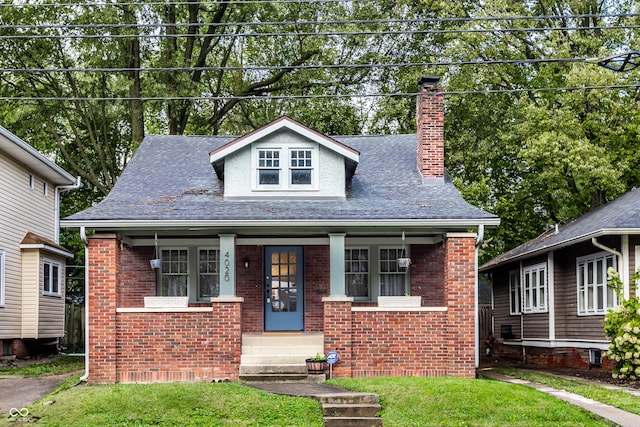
<box><xmin>603</xmin><ymin>268</ymin><xmax>640</xmax><ymax>380</ymax></box>
<box><xmin>0</xmin><ymin>355</ymin><xmax>84</xmax><ymax>377</ymax></box>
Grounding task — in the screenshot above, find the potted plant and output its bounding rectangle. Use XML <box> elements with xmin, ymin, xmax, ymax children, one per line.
<box><xmin>305</xmin><ymin>353</ymin><xmax>326</xmax><ymax>374</ymax></box>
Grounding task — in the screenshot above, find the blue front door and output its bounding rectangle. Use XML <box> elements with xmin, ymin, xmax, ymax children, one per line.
<box><xmin>264</xmin><ymin>246</ymin><xmax>304</xmax><ymax>331</ymax></box>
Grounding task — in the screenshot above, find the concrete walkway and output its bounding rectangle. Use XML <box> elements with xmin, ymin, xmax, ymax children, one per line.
<box><xmin>0</xmin><ymin>373</ymin><xmax>71</xmax><ymax>416</ymax></box>
<box><xmin>479</xmin><ymin>368</ymin><xmax>640</xmax><ymax>427</ymax></box>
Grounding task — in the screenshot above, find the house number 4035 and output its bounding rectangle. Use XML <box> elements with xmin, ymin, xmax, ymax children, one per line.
<box><xmin>224</xmin><ymin>251</ymin><xmax>231</xmax><ymax>282</ymax></box>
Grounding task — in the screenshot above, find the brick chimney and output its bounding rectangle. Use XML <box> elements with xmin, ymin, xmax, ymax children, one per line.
<box><xmin>416</xmin><ymin>76</ymin><xmax>444</xmax><ymax>184</ymax></box>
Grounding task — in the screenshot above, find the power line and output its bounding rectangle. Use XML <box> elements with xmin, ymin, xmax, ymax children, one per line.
<box><xmin>0</xmin><ymin>0</ymin><xmax>355</xmax><ymax>6</ymax></box>
<box><xmin>1</xmin><ymin>83</ymin><xmax>638</xmax><ymax>102</ymax></box>
<box><xmin>0</xmin><ymin>57</ymin><xmax>591</xmax><ymax>73</ymax></box>
<box><xmin>1</xmin><ymin>13</ymin><xmax>637</xmax><ymax>31</ymax></box>
<box><xmin>1</xmin><ymin>24</ymin><xmax>635</xmax><ymax>40</ymax></box>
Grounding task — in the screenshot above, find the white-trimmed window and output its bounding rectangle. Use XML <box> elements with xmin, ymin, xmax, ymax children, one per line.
<box><xmin>43</xmin><ymin>259</ymin><xmax>61</xmax><ymax>296</ymax></box>
<box><xmin>0</xmin><ymin>250</ymin><xmax>4</xmax><ymax>305</ymax></box>
<box><xmin>43</xmin><ymin>181</ymin><xmax>48</xmax><ymax>195</ymax></box>
<box><xmin>289</xmin><ymin>149</ymin><xmax>313</xmax><ymax>185</ymax></box>
<box><xmin>29</xmin><ymin>174</ymin><xmax>35</xmax><ymax>189</ymax></box>
<box><xmin>257</xmin><ymin>149</ymin><xmax>281</xmax><ymax>185</ymax></box>
<box><xmin>509</xmin><ymin>269</ymin><xmax>521</xmax><ymax>315</ymax></box>
<box><xmin>379</xmin><ymin>247</ymin><xmax>408</xmax><ymax>296</ymax></box>
<box><xmin>577</xmin><ymin>252</ymin><xmax>618</xmax><ymax>315</ymax></box>
<box><xmin>198</xmin><ymin>248</ymin><xmax>220</xmax><ymax>299</ymax></box>
<box><xmin>522</xmin><ymin>263</ymin><xmax>547</xmax><ymax>313</ymax></box>
<box><xmin>345</xmin><ymin>248</ymin><xmax>369</xmax><ymax>298</ymax></box>
<box><xmin>159</xmin><ymin>249</ymin><xmax>189</xmax><ymax>296</ymax></box>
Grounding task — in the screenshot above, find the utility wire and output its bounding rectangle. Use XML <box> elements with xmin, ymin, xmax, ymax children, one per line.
<box><xmin>1</xmin><ymin>13</ymin><xmax>637</xmax><ymax>30</ymax></box>
<box><xmin>0</xmin><ymin>0</ymin><xmax>355</xmax><ymax>6</ymax></box>
<box><xmin>1</xmin><ymin>83</ymin><xmax>638</xmax><ymax>102</ymax></box>
<box><xmin>0</xmin><ymin>24</ymin><xmax>635</xmax><ymax>40</ymax></box>
<box><xmin>0</xmin><ymin>57</ymin><xmax>593</xmax><ymax>73</ymax></box>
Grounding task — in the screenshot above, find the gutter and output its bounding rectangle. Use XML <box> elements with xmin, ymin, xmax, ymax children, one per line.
<box><xmin>79</xmin><ymin>226</ymin><xmax>89</xmax><ymax>382</ymax></box>
<box><xmin>54</xmin><ymin>176</ymin><xmax>82</xmax><ymax>243</ymax></box>
<box><xmin>591</xmin><ymin>237</ymin><xmax>627</xmax><ymax>299</ymax></box>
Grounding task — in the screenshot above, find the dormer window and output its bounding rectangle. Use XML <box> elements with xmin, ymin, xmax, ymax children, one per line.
<box><xmin>258</xmin><ymin>149</ymin><xmax>281</xmax><ymax>185</ymax></box>
<box><xmin>290</xmin><ymin>149</ymin><xmax>312</xmax><ymax>185</ymax></box>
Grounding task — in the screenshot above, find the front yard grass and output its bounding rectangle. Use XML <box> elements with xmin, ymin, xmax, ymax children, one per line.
<box><xmin>329</xmin><ymin>376</ymin><xmax>614</xmax><ymax>426</ymax></box>
<box><xmin>494</xmin><ymin>367</ymin><xmax>640</xmax><ymax>416</ymax></box>
<box><xmin>0</xmin><ymin>355</ymin><xmax>84</xmax><ymax>377</ymax></box>
<box><xmin>2</xmin><ymin>372</ymin><xmax>618</xmax><ymax>426</ymax></box>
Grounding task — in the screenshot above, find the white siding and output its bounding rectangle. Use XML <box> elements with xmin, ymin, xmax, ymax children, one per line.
<box><xmin>0</xmin><ymin>151</ymin><xmax>59</xmax><ymax>339</ymax></box>
<box><xmin>223</xmin><ymin>130</ymin><xmax>347</xmax><ymax>199</ymax></box>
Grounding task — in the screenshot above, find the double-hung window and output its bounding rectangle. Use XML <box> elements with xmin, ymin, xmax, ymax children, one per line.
<box><xmin>257</xmin><ymin>149</ymin><xmax>281</xmax><ymax>185</ymax></box>
<box><xmin>379</xmin><ymin>248</ymin><xmax>408</xmax><ymax>296</ymax></box>
<box><xmin>345</xmin><ymin>248</ymin><xmax>369</xmax><ymax>298</ymax></box>
<box><xmin>198</xmin><ymin>248</ymin><xmax>220</xmax><ymax>299</ymax></box>
<box><xmin>160</xmin><ymin>249</ymin><xmax>188</xmax><ymax>296</ymax></box>
<box><xmin>577</xmin><ymin>252</ymin><xmax>617</xmax><ymax>315</ymax></box>
<box><xmin>522</xmin><ymin>263</ymin><xmax>546</xmax><ymax>313</ymax></box>
<box><xmin>43</xmin><ymin>259</ymin><xmax>61</xmax><ymax>296</ymax></box>
<box><xmin>290</xmin><ymin>149</ymin><xmax>313</xmax><ymax>185</ymax></box>
<box><xmin>509</xmin><ymin>269</ymin><xmax>521</xmax><ymax>315</ymax></box>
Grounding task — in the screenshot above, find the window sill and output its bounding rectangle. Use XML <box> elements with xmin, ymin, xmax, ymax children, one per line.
<box><xmin>42</xmin><ymin>292</ymin><xmax>62</xmax><ymax>298</ymax></box>
<box><xmin>117</xmin><ymin>307</ymin><xmax>213</xmax><ymax>313</ymax></box>
<box><xmin>352</xmin><ymin>306</ymin><xmax>447</xmax><ymax>312</ymax></box>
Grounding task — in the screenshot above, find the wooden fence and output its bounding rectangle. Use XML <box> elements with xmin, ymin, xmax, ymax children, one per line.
<box><xmin>64</xmin><ymin>302</ymin><xmax>85</xmax><ymax>352</ymax></box>
<box><xmin>478</xmin><ymin>304</ymin><xmax>493</xmax><ymax>352</ymax></box>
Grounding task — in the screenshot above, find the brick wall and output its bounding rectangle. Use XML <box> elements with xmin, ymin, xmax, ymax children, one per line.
<box><xmin>410</xmin><ymin>244</ymin><xmax>445</xmax><ymax>306</ymax></box>
<box><xmin>305</xmin><ymin>246</ymin><xmax>330</xmax><ymax>331</ymax></box>
<box><xmin>87</xmin><ymin>234</ymin><xmax>119</xmax><ymax>383</ymax></box>
<box><xmin>237</xmin><ymin>245</ymin><xmax>263</xmax><ymax>333</ymax></box>
<box><xmin>444</xmin><ymin>234</ymin><xmax>476</xmax><ymax>377</ymax></box>
<box><xmin>115</xmin><ymin>300</ymin><xmax>242</xmax><ymax>383</ymax></box>
<box><xmin>118</xmin><ymin>245</ymin><xmax>155</xmax><ymax>307</ymax></box>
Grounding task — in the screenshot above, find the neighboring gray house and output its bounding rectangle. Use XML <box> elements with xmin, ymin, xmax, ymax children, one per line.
<box><xmin>0</xmin><ymin>126</ymin><xmax>78</xmax><ymax>358</ymax></box>
<box><xmin>480</xmin><ymin>188</ymin><xmax>640</xmax><ymax>370</ymax></box>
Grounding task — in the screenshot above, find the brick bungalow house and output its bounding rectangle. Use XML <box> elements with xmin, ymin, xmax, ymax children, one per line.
<box><xmin>61</xmin><ymin>77</ymin><xmax>499</xmax><ymax>383</ymax></box>
<box><xmin>480</xmin><ymin>188</ymin><xmax>640</xmax><ymax>370</ymax></box>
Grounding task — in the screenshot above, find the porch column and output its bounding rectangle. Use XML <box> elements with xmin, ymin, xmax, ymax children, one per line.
<box><xmin>444</xmin><ymin>232</ymin><xmax>476</xmax><ymax>378</ymax></box>
<box><xmin>218</xmin><ymin>234</ymin><xmax>237</xmax><ymax>297</ymax></box>
<box><xmin>329</xmin><ymin>233</ymin><xmax>346</xmax><ymax>296</ymax></box>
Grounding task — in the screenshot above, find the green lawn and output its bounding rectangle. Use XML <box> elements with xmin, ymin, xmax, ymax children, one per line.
<box><xmin>0</xmin><ymin>355</ymin><xmax>84</xmax><ymax>377</ymax></box>
<box><xmin>329</xmin><ymin>376</ymin><xmax>614</xmax><ymax>427</ymax></box>
<box><xmin>2</xmin><ymin>369</ymin><xmax>618</xmax><ymax>426</ymax></box>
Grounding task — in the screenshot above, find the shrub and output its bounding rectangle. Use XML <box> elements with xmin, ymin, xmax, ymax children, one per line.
<box><xmin>603</xmin><ymin>268</ymin><xmax>640</xmax><ymax>379</ymax></box>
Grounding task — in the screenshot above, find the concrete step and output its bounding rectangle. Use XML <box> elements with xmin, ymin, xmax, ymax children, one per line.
<box><xmin>323</xmin><ymin>416</ymin><xmax>383</xmax><ymax>427</ymax></box>
<box><xmin>315</xmin><ymin>392</ymin><xmax>380</xmax><ymax>405</ymax></box>
<box><xmin>239</xmin><ymin>363</ymin><xmax>308</xmax><ymax>375</ymax></box>
<box><xmin>240</xmin><ymin>354</ymin><xmax>310</xmax><ymax>365</ymax></box>
<box><xmin>242</xmin><ymin>332</ymin><xmax>324</xmax><ymax>347</ymax></box>
<box><xmin>323</xmin><ymin>403</ymin><xmax>382</xmax><ymax>418</ymax></box>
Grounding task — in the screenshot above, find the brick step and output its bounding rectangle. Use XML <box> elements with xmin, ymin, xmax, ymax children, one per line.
<box><xmin>323</xmin><ymin>416</ymin><xmax>383</xmax><ymax>427</ymax></box>
<box><xmin>323</xmin><ymin>403</ymin><xmax>381</xmax><ymax>418</ymax></box>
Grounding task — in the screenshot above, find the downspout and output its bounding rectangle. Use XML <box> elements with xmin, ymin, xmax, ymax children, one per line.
<box><xmin>475</xmin><ymin>224</ymin><xmax>484</xmax><ymax>368</ymax></box>
<box><xmin>79</xmin><ymin>226</ymin><xmax>89</xmax><ymax>382</ymax></box>
<box><xmin>591</xmin><ymin>237</ymin><xmax>626</xmax><ymax>299</ymax></box>
<box><xmin>54</xmin><ymin>176</ymin><xmax>82</xmax><ymax>243</ymax></box>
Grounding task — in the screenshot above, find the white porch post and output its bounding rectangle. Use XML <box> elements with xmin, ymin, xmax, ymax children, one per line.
<box><xmin>219</xmin><ymin>234</ymin><xmax>237</xmax><ymax>296</ymax></box>
<box><xmin>329</xmin><ymin>233</ymin><xmax>346</xmax><ymax>296</ymax></box>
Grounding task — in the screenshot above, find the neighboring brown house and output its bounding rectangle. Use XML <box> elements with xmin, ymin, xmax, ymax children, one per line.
<box><xmin>0</xmin><ymin>126</ymin><xmax>78</xmax><ymax>358</ymax></box>
<box><xmin>480</xmin><ymin>189</ymin><xmax>640</xmax><ymax>370</ymax></box>
<box><xmin>62</xmin><ymin>77</ymin><xmax>499</xmax><ymax>384</ymax></box>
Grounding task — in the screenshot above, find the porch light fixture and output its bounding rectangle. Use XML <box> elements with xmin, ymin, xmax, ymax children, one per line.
<box><xmin>398</xmin><ymin>231</ymin><xmax>412</xmax><ymax>269</ymax></box>
<box><xmin>243</xmin><ymin>257</ymin><xmax>250</xmax><ymax>269</ymax></box>
<box><xmin>150</xmin><ymin>233</ymin><xmax>162</xmax><ymax>269</ymax></box>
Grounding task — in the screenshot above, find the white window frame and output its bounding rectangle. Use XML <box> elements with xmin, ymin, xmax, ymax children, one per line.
<box><xmin>29</xmin><ymin>174</ymin><xmax>35</xmax><ymax>189</ymax></box>
<box><xmin>43</xmin><ymin>181</ymin><xmax>48</xmax><ymax>196</ymax></box>
<box><xmin>159</xmin><ymin>248</ymin><xmax>189</xmax><ymax>297</ymax></box>
<box><xmin>509</xmin><ymin>269</ymin><xmax>521</xmax><ymax>315</ymax></box>
<box><xmin>43</xmin><ymin>258</ymin><xmax>62</xmax><ymax>297</ymax></box>
<box><xmin>197</xmin><ymin>247</ymin><xmax>220</xmax><ymax>300</ymax></box>
<box><xmin>577</xmin><ymin>252</ymin><xmax>618</xmax><ymax>315</ymax></box>
<box><xmin>253</xmin><ymin>145</ymin><xmax>318</xmax><ymax>191</ymax></box>
<box><xmin>522</xmin><ymin>262</ymin><xmax>547</xmax><ymax>313</ymax></box>
<box><xmin>378</xmin><ymin>246</ymin><xmax>410</xmax><ymax>297</ymax></box>
<box><xmin>0</xmin><ymin>250</ymin><xmax>5</xmax><ymax>306</ymax></box>
<box><xmin>345</xmin><ymin>247</ymin><xmax>370</xmax><ymax>299</ymax></box>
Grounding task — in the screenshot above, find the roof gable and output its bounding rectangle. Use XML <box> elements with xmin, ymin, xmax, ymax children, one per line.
<box><xmin>209</xmin><ymin>116</ymin><xmax>360</xmax><ymax>180</ymax></box>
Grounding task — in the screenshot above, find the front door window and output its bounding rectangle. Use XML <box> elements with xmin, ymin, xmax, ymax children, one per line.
<box><xmin>264</xmin><ymin>246</ymin><xmax>304</xmax><ymax>331</ymax></box>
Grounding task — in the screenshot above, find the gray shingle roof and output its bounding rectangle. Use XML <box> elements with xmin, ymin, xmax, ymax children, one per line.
<box><xmin>64</xmin><ymin>133</ymin><xmax>498</xmax><ymax>225</ymax></box>
<box><xmin>480</xmin><ymin>188</ymin><xmax>640</xmax><ymax>270</ymax></box>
